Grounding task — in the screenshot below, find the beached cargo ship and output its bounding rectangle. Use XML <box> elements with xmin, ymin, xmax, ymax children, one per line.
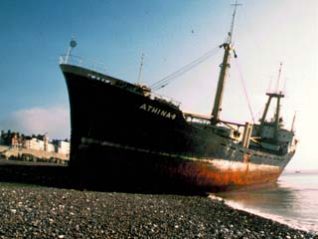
<box><xmin>59</xmin><ymin>4</ymin><xmax>297</xmax><ymax>191</ymax></box>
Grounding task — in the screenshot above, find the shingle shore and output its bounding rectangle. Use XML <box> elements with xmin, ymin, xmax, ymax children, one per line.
<box><xmin>0</xmin><ymin>183</ymin><xmax>316</xmax><ymax>239</ymax></box>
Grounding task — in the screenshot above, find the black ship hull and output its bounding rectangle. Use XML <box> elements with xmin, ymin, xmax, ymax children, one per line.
<box><xmin>61</xmin><ymin>64</ymin><xmax>295</xmax><ymax>192</ymax></box>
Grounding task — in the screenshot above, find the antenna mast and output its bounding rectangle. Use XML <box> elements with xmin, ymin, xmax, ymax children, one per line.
<box><xmin>275</xmin><ymin>62</ymin><xmax>283</xmax><ymax>93</ymax></box>
<box><xmin>137</xmin><ymin>53</ymin><xmax>144</xmax><ymax>84</ymax></box>
<box><xmin>228</xmin><ymin>0</ymin><xmax>241</xmax><ymax>43</ymax></box>
<box><xmin>211</xmin><ymin>1</ymin><xmax>241</xmax><ymax>124</ymax></box>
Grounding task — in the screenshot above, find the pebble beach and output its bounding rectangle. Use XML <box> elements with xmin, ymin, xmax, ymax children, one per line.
<box><xmin>0</xmin><ymin>161</ymin><xmax>317</xmax><ymax>238</ymax></box>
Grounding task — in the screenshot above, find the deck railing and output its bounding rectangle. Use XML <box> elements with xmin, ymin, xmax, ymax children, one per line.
<box><xmin>150</xmin><ymin>92</ymin><xmax>181</xmax><ymax>108</ymax></box>
<box><xmin>59</xmin><ymin>55</ymin><xmax>108</xmax><ymax>74</ymax></box>
<box><xmin>59</xmin><ymin>55</ymin><xmax>181</xmax><ymax>107</ymax></box>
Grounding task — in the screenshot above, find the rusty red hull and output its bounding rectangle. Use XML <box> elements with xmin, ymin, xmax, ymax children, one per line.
<box><xmin>171</xmin><ymin>160</ymin><xmax>282</xmax><ymax>189</ymax></box>
<box><xmin>72</xmin><ymin>143</ymin><xmax>286</xmax><ymax>192</ymax></box>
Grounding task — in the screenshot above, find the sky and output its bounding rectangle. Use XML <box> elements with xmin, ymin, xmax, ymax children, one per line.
<box><xmin>0</xmin><ymin>0</ymin><xmax>317</xmax><ymax>170</ymax></box>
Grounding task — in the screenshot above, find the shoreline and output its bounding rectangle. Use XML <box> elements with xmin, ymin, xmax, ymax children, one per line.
<box><xmin>209</xmin><ymin>194</ymin><xmax>317</xmax><ymax>235</ymax></box>
<box><xmin>0</xmin><ymin>161</ymin><xmax>316</xmax><ymax>238</ymax></box>
<box><xmin>0</xmin><ymin>145</ymin><xmax>69</xmax><ymax>164</ymax></box>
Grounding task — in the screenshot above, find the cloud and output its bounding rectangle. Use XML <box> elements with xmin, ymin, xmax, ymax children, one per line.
<box><xmin>0</xmin><ymin>106</ymin><xmax>70</xmax><ymax>139</ymax></box>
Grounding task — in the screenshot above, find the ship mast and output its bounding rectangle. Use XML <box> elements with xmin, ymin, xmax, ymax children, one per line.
<box><xmin>211</xmin><ymin>1</ymin><xmax>241</xmax><ymax>125</ymax></box>
<box><xmin>259</xmin><ymin>63</ymin><xmax>285</xmax><ymax>140</ymax></box>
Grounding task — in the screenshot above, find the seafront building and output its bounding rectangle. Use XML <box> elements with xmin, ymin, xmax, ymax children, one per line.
<box><xmin>0</xmin><ymin>130</ymin><xmax>70</xmax><ymax>156</ymax></box>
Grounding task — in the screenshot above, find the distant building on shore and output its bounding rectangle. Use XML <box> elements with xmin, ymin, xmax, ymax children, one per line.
<box><xmin>53</xmin><ymin>140</ymin><xmax>70</xmax><ymax>155</ymax></box>
<box><xmin>23</xmin><ymin>138</ymin><xmax>44</xmax><ymax>151</ymax></box>
<box><xmin>0</xmin><ymin>130</ymin><xmax>70</xmax><ymax>156</ymax></box>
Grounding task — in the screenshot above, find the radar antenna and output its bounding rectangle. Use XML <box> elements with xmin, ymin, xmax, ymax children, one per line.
<box><xmin>65</xmin><ymin>37</ymin><xmax>77</xmax><ymax>64</ymax></box>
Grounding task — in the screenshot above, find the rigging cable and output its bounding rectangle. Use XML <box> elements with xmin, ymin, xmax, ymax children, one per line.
<box><xmin>150</xmin><ymin>46</ymin><xmax>220</xmax><ymax>90</ymax></box>
<box><xmin>234</xmin><ymin>58</ymin><xmax>256</xmax><ymax>124</ymax></box>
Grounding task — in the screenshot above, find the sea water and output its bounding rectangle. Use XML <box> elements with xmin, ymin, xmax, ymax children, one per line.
<box><xmin>215</xmin><ymin>171</ymin><xmax>318</xmax><ymax>233</ymax></box>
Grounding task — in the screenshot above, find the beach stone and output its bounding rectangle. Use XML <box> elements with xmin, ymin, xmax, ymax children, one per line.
<box><xmin>0</xmin><ymin>182</ymin><xmax>316</xmax><ymax>238</ymax></box>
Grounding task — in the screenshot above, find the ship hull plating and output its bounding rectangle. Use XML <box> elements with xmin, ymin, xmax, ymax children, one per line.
<box><xmin>61</xmin><ymin>64</ymin><xmax>294</xmax><ymax>192</ymax></box>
